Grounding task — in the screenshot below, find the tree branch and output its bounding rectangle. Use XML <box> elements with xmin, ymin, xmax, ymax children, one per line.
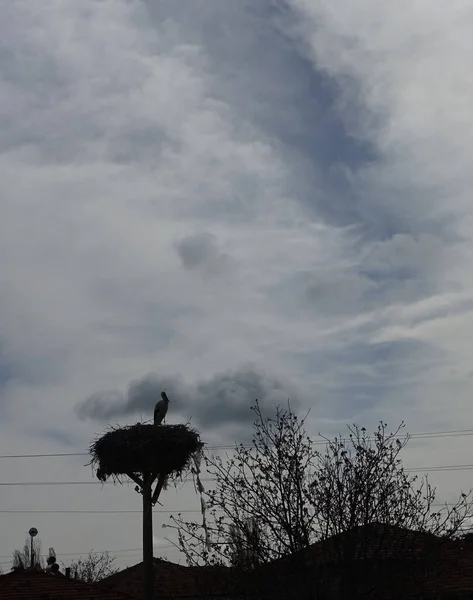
<box><xmin>126</xmin><ymin>472</ymin><xmax>144</xmax><ymax>488</ymax></box>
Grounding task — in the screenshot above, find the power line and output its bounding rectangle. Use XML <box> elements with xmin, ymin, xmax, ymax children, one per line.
<box><xmin>0</xmin><ymin>481</ymin><xmax>115</xmax><ymax>486</ymax></box>
<box><xmin>0</xmin><ymin>480</ymin><xmax>205</xmax><ymax>486</ymax></box>
<box><xmin>0</xmin><ymin>445</ymin><xmax>240</xmax><ymax>459</ymax></box>
<box><xmin>1</xmin><ymin>427</ymin><xmax>473</xmax><ymax>460</ymax></box>
<box><xmin>0</xmin><ymin>546</ymin><xmax>176</xmax><ymax>561</ymax></box>
<box><xmin>0</xmin><ymin>461</ymin><xmax>472</xmax><ymax>488</ymax></box>
<box><xmin>0</xmin><ymin>509</ymin><xmax>202</xmax><ymax>514</ymax></box>
<box><xmin>411</xmin><ymin>464</ymin><xmax>473</xmax><ymax>472</ymax></box>
<box><xmin>0</xmin><ymin>545</ymin><xmax>186</xmax><ymax>566</ymax></box>
<box><xmin>0</xmin><ymin>502</ymin><xmax>455</xmax><ymax>515</ymax></box>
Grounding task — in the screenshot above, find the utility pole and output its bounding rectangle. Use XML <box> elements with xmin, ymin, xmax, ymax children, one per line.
<box><xmin>141</xmin><ymin>472</ymin><xmax>167</xmax><ymax>600</ymax></box>
<box><xmin>142</xmin><ymin>474</ymin><xmax>154</xmax><ymax>600</ymax></box>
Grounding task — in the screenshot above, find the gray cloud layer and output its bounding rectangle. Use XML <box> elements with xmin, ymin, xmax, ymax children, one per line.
<box><xmin>75</xmin><ymin>365</ymin><xmax>302</xmax><ymax>429</ymax></box>
<box><xmin>175</xmin><ymin>231</ymin><xmax>233</xmax><ymax>275</ymax></box>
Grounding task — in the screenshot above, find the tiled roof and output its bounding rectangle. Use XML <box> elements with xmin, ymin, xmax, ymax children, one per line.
<box><xmin>305</xmin><ymin>523</ymin><xmax>441</xmax><ymax>564</ymax></box>
<box><xmin>99</xmin><ymin>527</ymin><xmax>473</xmax><ymax>599</ymax></box>
<box><xmin>271</xmin><ymin>526</ymin><xmax>473</xmax><ymax>599</ymax></box>
<box><xmin>407</xmin><ymin>538</ymin><xmax>473</xmax><ymax>598</ymax></box>
<box><xmin>100</xmin><ymin>557</ymin><xmax>240</xmax><ymax>599</ymax></box>
<box><xmin>247</xmin><ymin>524</ymin><xmax>469</xmax><ymax>599</ymax></box>
<box><xmin>0</xmin><ymin>569</ymin><xmax>133</xmax><ymax>600</ymax></box>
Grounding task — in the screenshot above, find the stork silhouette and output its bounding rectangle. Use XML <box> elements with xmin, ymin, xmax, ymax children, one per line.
<box><xmin>154</xmin><ymin>391</ymin><xmax>169</xmax><ymax>425</ymax></box>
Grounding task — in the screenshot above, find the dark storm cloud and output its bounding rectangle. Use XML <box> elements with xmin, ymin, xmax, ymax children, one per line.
<box><xmin>75</xmin><ymin>376</ymin><xmax>183</xmax><ymax>421</ymax></box>
<box><xmin>194</xmin><ymin>367</ymin><xmax>301</xmax><ymax>427</ymax></box>
<box><xmin>175</xmin><ymin>232</ymin><xmax>232</xmax><ymax>275</ymax></box>
<box><xmin>75</xmin><ymin>390</ymin><xmax>129</xmax><ymax>421</ymax></box>
<box><xmin>75</xmin><ymin>365</ymin><xmax>302</xmax><ymax>428</ymax></box>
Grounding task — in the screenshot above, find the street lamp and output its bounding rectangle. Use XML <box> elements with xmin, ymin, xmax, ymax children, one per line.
<box><xmin>28</xmin><ymin>527</ymin><xmax>38</xmax><ymax>569</ymax></box>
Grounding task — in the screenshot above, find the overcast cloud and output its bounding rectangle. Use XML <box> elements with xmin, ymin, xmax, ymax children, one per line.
<box><xmin>0</xmin><ymin>0</ymin><xmax>472</xmax><ymax>570</ymax></box>
<box><xmin>76</xmin><ymin>365</ymin><xmax>303</xmax><ymax>435</ymax></box>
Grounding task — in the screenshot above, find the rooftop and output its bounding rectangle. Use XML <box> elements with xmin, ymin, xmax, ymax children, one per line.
<box><xmin>0</xmin><ymin>569</ymin><xmax>134</xmax><ymax>600</ymax></box>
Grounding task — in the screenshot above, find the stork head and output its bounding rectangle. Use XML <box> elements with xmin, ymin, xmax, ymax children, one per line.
<box><xmin>161</xmin><ymin>391</ymin><xmax>169</xmax><ymax>403</ymax></box>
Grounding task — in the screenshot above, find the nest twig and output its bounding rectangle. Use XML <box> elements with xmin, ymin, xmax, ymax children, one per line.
<box><xmin>89</xmin><ymin>422</ymin><xmax>203</xmax><ymax>484</ymax></box>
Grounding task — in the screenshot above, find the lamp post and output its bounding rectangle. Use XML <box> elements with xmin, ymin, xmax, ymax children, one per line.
<box><xmin>28</xmin><ymin>527</ymin><xmax>38</xmax><ymax>569</ymax></box>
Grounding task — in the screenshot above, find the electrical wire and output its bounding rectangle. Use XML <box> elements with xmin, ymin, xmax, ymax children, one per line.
<box><xmin>0</xmin><ymin>546</ymin><xmax>176</xmax><ymax>561</ymax></box>
<box><xmin>0</xmin><ymin>426</ymin><xmax>473</xmax><ymax>460</ymax></box>
<box><xmin>0</xmin><ymin>509</ymin><xmax>202</xmax><ymax>514</ymax></box>
<box><xmin>0</xmin><ymin>461</ymin><xmax>472</xmax><ymax>488</ymax></box>
<box><xmin>0</xmin><ymin>502</ymin><xmax>455</xmax><ymax>515</ymax></box>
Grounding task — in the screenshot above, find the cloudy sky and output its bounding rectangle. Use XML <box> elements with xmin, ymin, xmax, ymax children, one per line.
<box><xmin>1</xmin><ymin>0</ymin><xmax>473</xmax><ymax>571</ymax></box>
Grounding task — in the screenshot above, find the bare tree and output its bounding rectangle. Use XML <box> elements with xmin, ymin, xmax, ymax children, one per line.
<box><xmin>170</xmin><ymin>402</ymin><xmax>317</xmax><ymax>568</ymax></box>
<box><xmin>64</xmin><ymin>551</ymin><xmax>118</xmax><ymax>583</ymax></box>
<box><xmin>306</xmin><ymin>423</ymin><xmax>473</xmax><ymax>598</ymax></box>
<box><xmin>169</xmin><ymin>403</ymin><xmax>473</xmax><ymax>599</ymax></box>
<box><xmin>310</xmin><ymin>422</ymin><xmax>472</xmax><ymax>538</ymax></box>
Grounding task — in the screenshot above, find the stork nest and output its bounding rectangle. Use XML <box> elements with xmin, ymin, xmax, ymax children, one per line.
<box><xmin>89</xmin><ymin>423</ymin><xmax>203</xmax><ymax>483</ymax></box>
